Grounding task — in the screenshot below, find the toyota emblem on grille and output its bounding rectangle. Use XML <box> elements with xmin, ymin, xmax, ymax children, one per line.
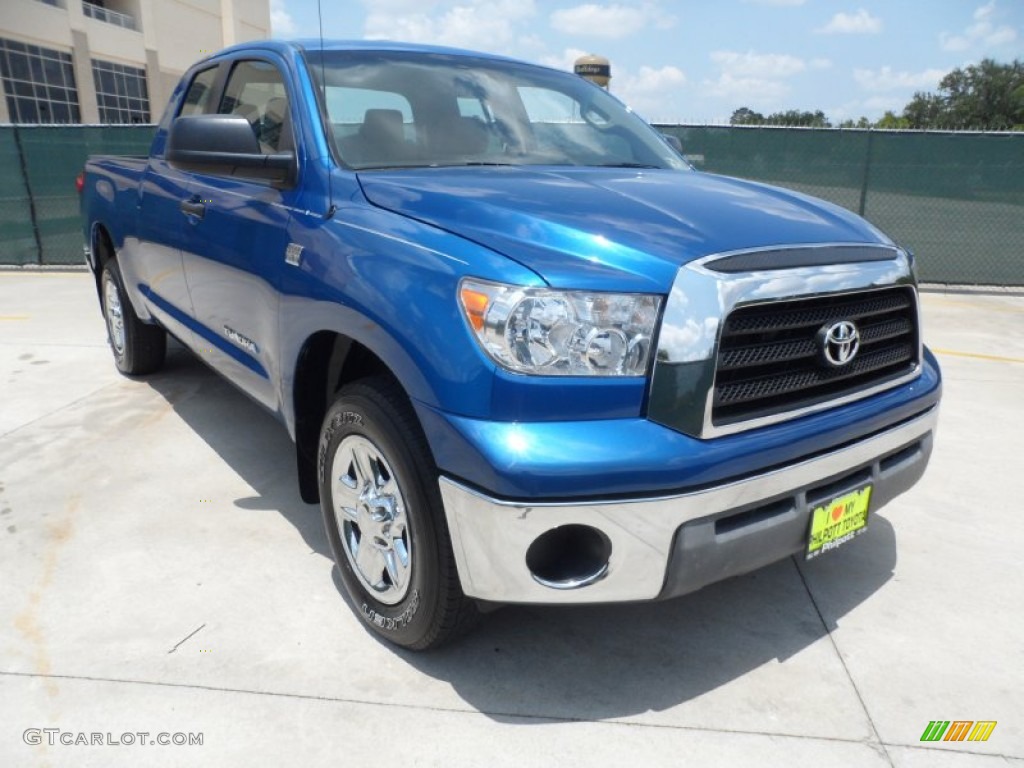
<box><xmin>819</xmin><ymin>320</ymin><xmax>860</xmax><ymax>367</ymax></box>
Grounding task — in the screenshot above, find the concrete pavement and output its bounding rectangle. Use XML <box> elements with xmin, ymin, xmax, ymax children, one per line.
<box><xmin>1</xmin><ymin>272</ymin><xmax>1022</xmax><ymax>767</ymax></box>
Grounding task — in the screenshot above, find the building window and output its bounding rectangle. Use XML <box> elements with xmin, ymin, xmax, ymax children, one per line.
<box><xmin>0</xmin><ymin>38</ymin><xmax>80</xmax><ymax>123</ymax></box>
<box><xmin>91</xmin><ymin>59</ymin><xmax>149</xmax><ymax>123</ymax></box>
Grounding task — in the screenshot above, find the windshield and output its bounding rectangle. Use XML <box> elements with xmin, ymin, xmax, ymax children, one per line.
<box><xmin>305</xmin><ymin>50</ymin><xmax>689</xmax><ymax>171</ymax></box>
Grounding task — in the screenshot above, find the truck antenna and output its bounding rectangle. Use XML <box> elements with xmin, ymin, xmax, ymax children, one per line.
<box><xmin>317</xmin><ymin>0</ymin><xmax>337</xmax><ymax>219</ymax></box>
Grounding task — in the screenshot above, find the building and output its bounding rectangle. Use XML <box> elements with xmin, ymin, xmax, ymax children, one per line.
<box><xmin>0</xmin><ymin>0</ymin><xmax>270</xmax><ymax>124</ymax></box>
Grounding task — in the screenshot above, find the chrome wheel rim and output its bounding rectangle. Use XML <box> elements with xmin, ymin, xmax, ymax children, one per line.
<box><xmin>331</xmin><ymin>435</ymin><xmax>412</xmax><ymax>605</ymax></box>
<box><xmin>104</xmin><ymin>275</ymin><xmax>125</xmax><ymax>355</ymax></box>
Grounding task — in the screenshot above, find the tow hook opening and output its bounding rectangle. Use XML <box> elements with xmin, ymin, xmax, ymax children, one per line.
<box><xmin>525</xmin><ymin>525</ymin><xmax>611</xmax><ymax>590</ymax></box>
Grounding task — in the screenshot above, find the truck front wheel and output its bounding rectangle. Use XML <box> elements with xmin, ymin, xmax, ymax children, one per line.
<box><xmin>101</xmin><ymin>260</ymin><xmax>166</xmax><ymax>376</ymax></box>
<box><xmin>318</xmin><ymin>376</ymin><xmax>479</xmax><ymax>649</ymax></box>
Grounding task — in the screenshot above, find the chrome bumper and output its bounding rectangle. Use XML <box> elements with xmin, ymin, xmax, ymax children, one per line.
<box><xmin>438</xmin><ymin>406</ymin><xmax>938</xmax><ymax>604</ymax></box>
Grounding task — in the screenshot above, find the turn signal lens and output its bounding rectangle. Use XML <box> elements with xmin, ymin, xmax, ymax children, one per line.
<box><xmin>459</xmin><ymin>286</ymin><xmax>491</xmax><ymax>332</ymax></box>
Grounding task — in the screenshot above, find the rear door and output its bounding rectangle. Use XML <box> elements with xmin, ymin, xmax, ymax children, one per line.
<box><xmin>132</xmin><ymin>64</ymin><xmax>221</xmax><ymax>341</ymax></box>
<box><xmin>180</xmin><ymin>56</ymin><xmax>298</xmax><ymax>410</ymax></box>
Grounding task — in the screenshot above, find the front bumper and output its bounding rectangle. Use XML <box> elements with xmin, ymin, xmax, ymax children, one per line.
<box><xmin>438</xmin><ymin>405</ymin><xmax>937</xmax><ymax>604</ymax></box>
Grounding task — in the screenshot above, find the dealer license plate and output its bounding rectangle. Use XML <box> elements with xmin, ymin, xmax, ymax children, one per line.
<box><xmin>806</xmin><ymin>486</ymin><xmax>872</xmax><ymax>560</ymax></box>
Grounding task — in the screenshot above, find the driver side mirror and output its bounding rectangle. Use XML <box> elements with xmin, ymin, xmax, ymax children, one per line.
<box><xmin>167</xmin><ymin>115</ymin><xmax>295</xmax><ymax>186</ymax></box>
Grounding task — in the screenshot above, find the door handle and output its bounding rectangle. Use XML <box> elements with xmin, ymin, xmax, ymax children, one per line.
<box><xmin>179</xmin><ymin>198</ymin><xmax>205</xmax><ymax>218</ymax></box>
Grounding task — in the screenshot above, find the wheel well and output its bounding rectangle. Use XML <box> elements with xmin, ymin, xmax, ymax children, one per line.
<box><xmin>293</xmin><ymin>332</ymin><xmax>399</xmax><ymax>503</ymax></box>
<box><xmin>91</xmin><ymin>225</ymin><xmax>115</xmax><ymax>296</ymax></box>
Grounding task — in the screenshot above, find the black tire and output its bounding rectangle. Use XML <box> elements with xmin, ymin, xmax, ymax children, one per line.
<box><xmin>101</xmin><ymin>259</ymin><xmax>166</xmax><ymax>376</ymax></box>
<box><xmin>318</xmin><ymin>375</ymin><xmax>479</xmax><ymax>650</ymax></box>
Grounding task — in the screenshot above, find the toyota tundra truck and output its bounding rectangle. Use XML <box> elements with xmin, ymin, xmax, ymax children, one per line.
<box><xmin>81</xmin><ymin>40</ymin><xmax>942</xmax><ymax>649</ymax></box>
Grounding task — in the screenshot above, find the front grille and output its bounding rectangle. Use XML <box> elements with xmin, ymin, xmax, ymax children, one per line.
<box><xmin>712</xmin><ymin>288</ymin><xmax>919</xmax><ymax>425</ymax></box>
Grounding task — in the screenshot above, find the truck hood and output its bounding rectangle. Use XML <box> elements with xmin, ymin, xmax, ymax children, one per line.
<box><xmin>356</xmin><ymin>167</ymin><xmax>890</xmax><ymax>293</ymax></box>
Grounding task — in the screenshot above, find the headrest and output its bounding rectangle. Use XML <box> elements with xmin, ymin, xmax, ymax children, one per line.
<box><xmin>360</xmin><ymin>108</ymin><xmax>404</xmax><ymax>138</ymax></box>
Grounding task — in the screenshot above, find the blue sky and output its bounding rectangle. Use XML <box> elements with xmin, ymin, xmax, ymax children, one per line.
<box><xmin>268</xmin><ymin>0</ymin><xmax>1023</xmax><ymax>123</ymax></box>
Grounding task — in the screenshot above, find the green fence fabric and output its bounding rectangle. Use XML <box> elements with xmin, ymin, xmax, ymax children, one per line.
<box><xmin>0</xmin><ymin>128</ymin><xmax>37</xmax><ymax>266</ymax></box>
<box><xmin>0</xmin><ymin>124</ymin><xmax>1021</xmax><ymax>284</ymax></box>
<box><xmin>21</xmin><ymin>126</ymin><xmax>156</xmax><ymax>265</ymax></box>
<box><xmin>657</xmin><ymin>125</ymin><xmax>1024</xmax><ymax>285</ymax></box>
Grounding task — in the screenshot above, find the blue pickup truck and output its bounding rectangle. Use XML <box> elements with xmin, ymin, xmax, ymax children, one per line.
<box><xmin>82</xmin><ymin>40</ymin><xmax>941</xmax><ymax>649</ymax></box>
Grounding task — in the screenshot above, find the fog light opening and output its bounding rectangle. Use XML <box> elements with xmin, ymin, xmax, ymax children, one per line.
<box><xmin>525</xmin><ymin>525</ymin><xmax>611</xmax><ymax>590</ymax></box>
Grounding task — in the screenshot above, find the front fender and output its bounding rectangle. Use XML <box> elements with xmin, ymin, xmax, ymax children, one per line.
<box><xmin>276</xmin><ymin>201</ymin><xmax>543</xmax><ymax>436</ymax></box>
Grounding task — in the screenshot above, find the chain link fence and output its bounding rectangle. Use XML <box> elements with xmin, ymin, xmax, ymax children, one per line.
<box><xmin>0</xmin><ymin>124</ymin><xmax>155</xmax><ymax>266</ymax></box>
<box><xmin>0</xmin><ymin>123</ymin><xmax>1021</xmax><ymax>285</ymax></box>
<box><xmin>658</xmin><ymin>125</ymin><xmax>1024</xmax><ymax>285</ymax></box>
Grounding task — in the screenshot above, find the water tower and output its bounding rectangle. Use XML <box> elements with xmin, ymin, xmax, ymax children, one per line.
<box><xmin>574</xmin><ymin>54</ymin><xmax>611</xmax><ymax>89</ymax></box>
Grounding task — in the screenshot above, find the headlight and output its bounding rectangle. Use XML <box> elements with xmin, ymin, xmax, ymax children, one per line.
<box><xmin>459</xmin><ymin>278</ymin><xmax>662</xmax><ymax>376</ymax></box>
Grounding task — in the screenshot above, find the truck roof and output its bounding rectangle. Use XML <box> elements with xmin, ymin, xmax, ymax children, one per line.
<box><xmin>204</xmin><ymin>38</ymin><xmax>526</xmax><ymax>67</ymax></box>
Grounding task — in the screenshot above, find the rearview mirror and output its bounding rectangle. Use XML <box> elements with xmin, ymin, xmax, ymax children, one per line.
<box><xmin>167</xmin><ymin>115</ymin><xmax>295</xmax><ymax>186</ymax></box>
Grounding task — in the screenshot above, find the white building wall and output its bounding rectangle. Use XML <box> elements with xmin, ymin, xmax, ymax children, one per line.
<box><xmin>0</xmin><ymin>0</ymin><xmax>271</xmax><ymax>123</ymax></box>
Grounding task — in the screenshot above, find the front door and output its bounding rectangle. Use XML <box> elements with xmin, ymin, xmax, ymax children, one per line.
<box><xmin>180</xmin><ymin>57</ymin><xmax>299</xmax><ymax>411</ymax></box>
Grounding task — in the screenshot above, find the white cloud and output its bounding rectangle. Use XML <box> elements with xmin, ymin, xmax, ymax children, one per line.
<box><xmin>704</xmin><ymin>73</ymin><xmax>791</xmax><ymax>108</ymax></box>
<box><xmin>710</xmin><ymin>50</ymin><xmax>806</xmax><ymax>78</ymax></box>
<box><xmin>363</xmin><ymin>0</ymin><xmax>536</xmax><ymax>51</ymax></box>
<box><xmin>539</xmin><ymin>47</ymin><xmax>591</xmax><ymax>72</ymax></box>
<box><xmin>536</xmin><ymin>51</ymin><xmax>685</xmax><ymax>118</ymax></box>
<box><xmin>270</xmin><ymin>0</ymin><xmax>296</xmax><ymax>37</ymax></box>
<box><xmin>810</xmin><ymin>58</ymin><xmax>833</xmax><ymax>70</ymax></box>
<box><xmin>862</xmin><ymin>96</ymin><xmax>905</xmax><ymax>112</ymax></box>
<box><xmin>703</xmin><ymin>49</ymin><xmax>809</xmax><ymax>110</ymax></box>
<box><xmin>549</xmin><ymin>3</ymin><xmax>675</xmax><ymax>40</ymax></box>
<box><xmin>615</xmin><ymin>65</ymin><xmax>686</xmax><ymax>118</ymax></box>
<box><xmin>817</xmin><ymin>8</ymin><xmax>882</xmax><ymax>34</ymax></box>
<box><xmin>940</xmin><ymin>1</ymin><xmax>1018</xmax><ymax>52</ymax></box>
<box><xmin>853</xmin><ymin>66</ymin><xmax>946</xmax><ymax>92</ymax></box>
<box><xmin>624</xmin><ymin>65</ymin><xmax>686</xmax><ymax>93</ymax></box>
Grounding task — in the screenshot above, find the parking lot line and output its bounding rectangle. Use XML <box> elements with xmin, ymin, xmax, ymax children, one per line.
<box><xmin>923</xmin><ymin>296</ymin><xmax>1024</xmax><ymax>314</ymax></box>
<box><xmin>932</xmin><ymin>348</ymin><xmax>1024</xmax><ymax>365</ymax></box>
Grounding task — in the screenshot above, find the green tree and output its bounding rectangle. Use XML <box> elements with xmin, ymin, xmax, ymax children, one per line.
<box><xmin>901</xmin><ymin>58</ymin><xmax>1023</xmax><ymax>130</ymax></box>
<box><xmin>730</xmin><ymin>107</ymin><xmax>765</xmax><ymax>125</ymax></box>
<box><xmin>903</xmin><ymin>92</ymin><xmax>944</xmax><ymax>129</ymax></box>
<box><xmin>765</xmin><ymin>109</ymin><xmax>831</xmax><ymax>127</ymax></box>
<box><xmin>875</xmin><ymin>111</ymin><xmax>910</xmax><ymax>129</ymax></box>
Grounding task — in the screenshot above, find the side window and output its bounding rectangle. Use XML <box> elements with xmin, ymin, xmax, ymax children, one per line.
<box><xmin>457</xmin><ymin>97</ymin><xmax>488</xmax><ymax>120</ymax></box>
<box><xmin>217</xmin><ymin>60</ymin><xmax>292</xmax><ymax>153</ymax></box>
<box><xmin>179</xmin><ymin>67</ymin><xmax>218</xmax><ymax>117</ymax></box>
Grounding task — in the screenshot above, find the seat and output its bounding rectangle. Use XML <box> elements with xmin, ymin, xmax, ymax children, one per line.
<box><xmin>350</xmin><ymin>108</ymin><xmax>413</xmax><ymax>167</ymax></box>
<box><xmin>433</xmin><ymin>116</ymin><xmax>490</xmax><ymax>160</ymax></box>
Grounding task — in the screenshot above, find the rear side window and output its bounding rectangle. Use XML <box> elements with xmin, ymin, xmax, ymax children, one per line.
<box><xmin>179</xmin><ymin>67</ymin><xmax>218</xmax><ymax>117</ymax></box>
<box><xmin>217</xmin><ymin>60</ymin><xmax>293</xmax><ymax>153</ymax></box>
